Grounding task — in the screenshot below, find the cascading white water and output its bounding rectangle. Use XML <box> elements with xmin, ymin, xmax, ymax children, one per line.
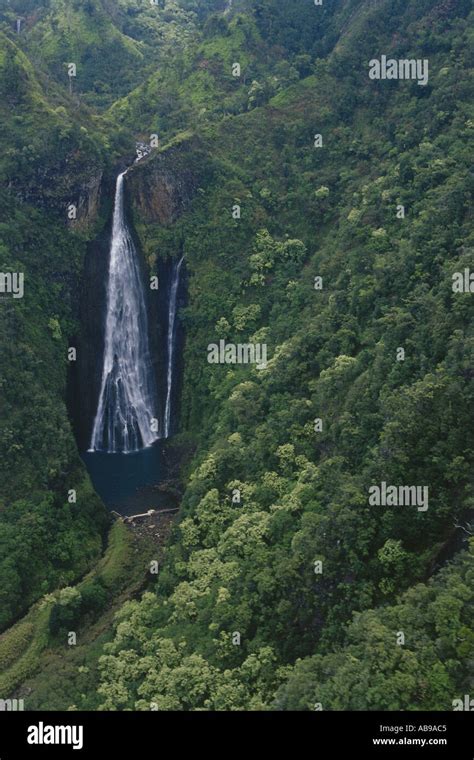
<box><xmin>89</xmin><ymin>170</ymin><xmax>158</xmax><ymax>453</ymax></box>
<box><xmin>163</xmin><ymin>256</ymin><xmax>183</xmax><ymax>438</ymax></box>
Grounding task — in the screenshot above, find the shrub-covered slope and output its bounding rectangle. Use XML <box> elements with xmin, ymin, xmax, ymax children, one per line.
<box><xmin>95</xmin><ymin>0</ymin><xmax>474</xmax><ymax>710</ymax></box>
<box><xmin>0</xmin><ymin>32</ymin><xmax>109</xmax><ymax>629</ymax></box>
<box><xmin>0</xmin><ymin>0</ymin><xmax>472</xmax><ymax>711</ymax></box>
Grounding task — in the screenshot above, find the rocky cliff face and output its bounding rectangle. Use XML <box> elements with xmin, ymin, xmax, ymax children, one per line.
<box><xmin>14</xmin><ymin>152</ymin><xmax>105</xmax><ymax>232</ymax></box>
<box><xmin>125</xmin><ymin>137</ymin><xmax>205</xmax><ymax>225</ymax></box>
<box><xmin>67</xmin><ymin>167</ymin><xmax>117</xmax><ymax>449</ymax></box>
<box><xmin>68</xmin><ymin>210</ymin><xmax>110</xmax><ymax>450</ymax></box>
<box><xmin>74</xmin><ymin>169</ymin><xmax>103</xmax><ymax>231</ymax></box>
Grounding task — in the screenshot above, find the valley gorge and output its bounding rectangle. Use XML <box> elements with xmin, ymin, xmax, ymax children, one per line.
<box><xmin>0</xmin><ymin>0</ymin><xmax>472</xmax><ymax>725</ymax></box>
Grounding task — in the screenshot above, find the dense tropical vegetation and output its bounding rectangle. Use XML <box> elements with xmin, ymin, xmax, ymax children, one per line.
<box><xmin>0</xmin><ymin>0</ymin><xmax>472</xmax><ymax>710</ymax></box>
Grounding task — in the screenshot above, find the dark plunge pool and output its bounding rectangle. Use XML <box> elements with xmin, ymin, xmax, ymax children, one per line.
<box><xmin>82</xmin><ymin>441</ymin><xmax>170</xmax><ymax>515</ymax></box>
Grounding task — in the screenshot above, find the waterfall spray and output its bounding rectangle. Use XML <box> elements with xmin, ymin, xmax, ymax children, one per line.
<box><xmin>89</xmin><ymin>171</ymin><xmax>158</xmax><ymax>453</ymax></box>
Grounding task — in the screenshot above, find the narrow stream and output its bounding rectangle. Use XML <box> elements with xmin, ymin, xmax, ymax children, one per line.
<box><xmin>164</xmin><ymin>255</ymin><xmax>184</xmax><ymax>438</ymax></box>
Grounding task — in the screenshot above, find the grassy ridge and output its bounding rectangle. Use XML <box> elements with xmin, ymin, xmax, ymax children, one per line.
<box><xmin>0</xmin><ymin>519</ymin><xmax>166</xmax><ymax>705</ymax></box>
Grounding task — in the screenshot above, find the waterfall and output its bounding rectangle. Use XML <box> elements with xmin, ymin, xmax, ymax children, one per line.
<box><xmin>89</xmin><ymin>171</ymin><xmax>158</xmax><ymax>453</ymax></box>
<box><xmin>16</xmin><ymin>18</ymin><xmax>22</xmax><ymax>34</ymax></box>
<box><xmin>163</xmin><ymin>256</ymin><xmax>183</xmax><ymax>439</ymax></box>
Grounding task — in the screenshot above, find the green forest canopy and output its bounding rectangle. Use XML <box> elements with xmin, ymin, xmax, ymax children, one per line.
<box><xmin>0</xmin><ymin>0</ymin><xmax>472</xmax><ymax>710</ymax></box>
